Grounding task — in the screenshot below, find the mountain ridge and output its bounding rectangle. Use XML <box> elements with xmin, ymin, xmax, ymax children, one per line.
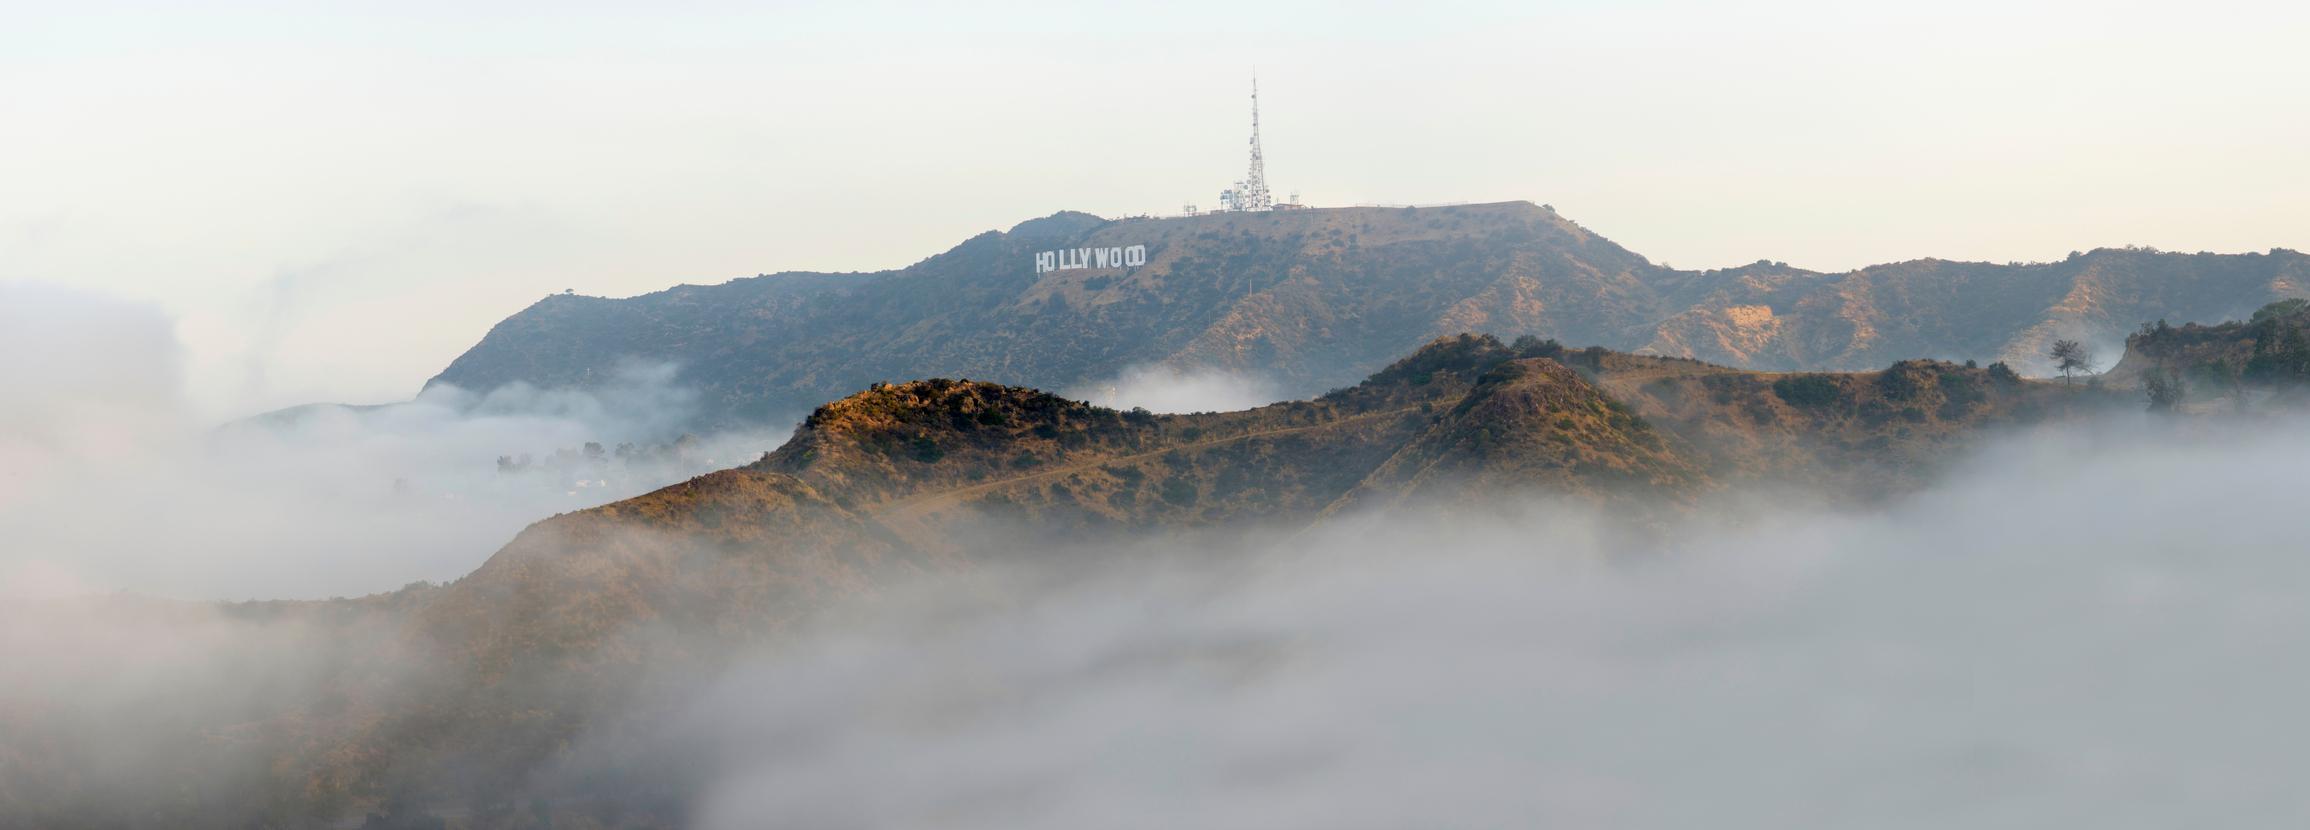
<box><xmin>427</xmin><ymin>202</ymin><xmax>2307</xmax><ymax>430</ymax></box>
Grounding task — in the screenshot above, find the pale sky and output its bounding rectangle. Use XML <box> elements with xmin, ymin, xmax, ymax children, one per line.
<box><xmin>5</xmin><ymin>0</ymin><xmax>2306</xmax><ymax>419</ymax></box>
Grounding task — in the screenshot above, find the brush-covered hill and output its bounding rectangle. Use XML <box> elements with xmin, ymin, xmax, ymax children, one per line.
<box><xmin>1645</xmin><ymin>247</ymin><xmax>2310</xmax><ymax>373</ymax></box>
<box><xmin>428</xmin><ymin>202</ymin><xmax>1665</xmax><ymax>427</ymax></box>
<box><xmin>2102</xmin><ymin>299</ymin><xmax>2310</xmax><ymax>403</ymax></box>
<box><xmin>10</xmin><ymin>335</ymin><xmax>2113</xmax><ymax>826</ymax></box>
<box><xmin>260</xmin><ymin>336</ymin><xmax>2090</xmax><ymax>818</ymax></box>
<box><xmin>425</xmin><ymin>332</ymin><xmax>2094</xmax><ymax>648</ymax></box>
<box><xmin>426</xmin><ymin>202</ymin><xmax>2305</xmax><ymax>429</ymax></box>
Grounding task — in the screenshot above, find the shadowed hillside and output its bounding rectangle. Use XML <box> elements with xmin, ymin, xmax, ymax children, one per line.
<box><xmin>428</xmin><ymin>203</ymin><xmax>1668</xmax><ymax>427</ymax></box>
<box><xmin>2101</xmin><ymin>300</ymin><xmax>2310</xmax><ymax>410</ymax></box>
<box><xmin>426</xmin><ymin>203</ymin><xmax>2306</xmax><ymax>429</ymax></box>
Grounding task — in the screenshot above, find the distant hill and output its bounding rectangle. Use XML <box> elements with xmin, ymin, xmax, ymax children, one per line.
<box><xmin>427</xmin><ymin>202</ymin><xmax>2308</xmax><ymax>428</ymax></box>
<box><xmin>1644</xmin><ymin>247</ymin><xmax>2309</xmax><ymax>374</ymax></box>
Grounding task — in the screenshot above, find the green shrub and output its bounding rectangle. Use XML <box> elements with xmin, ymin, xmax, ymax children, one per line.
<box><xmin>1878</xmin><ymin>362</ymin><xmax>1928</xmax><ymax>400</ymax></box>
<box><xmin>1772</xmin><ymin>374</ymin><xmax>1841</xmax><ymax>408</ymax></box>
<box><xmin>2251</xmin><ymin>298</ymin><xmax>2309</xmax><ymax>323</ymax></box>
<box><xmin>1510</xmin><ymin>335</ymin><xmax>1565</xmax><ymax>360</ymax></box>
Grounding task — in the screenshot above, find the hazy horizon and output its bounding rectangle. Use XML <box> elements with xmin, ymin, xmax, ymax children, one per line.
<box><xmin>6</xmin><ymin>0</ymin><xmax>2307</xmax><ymax>419</ymax></box>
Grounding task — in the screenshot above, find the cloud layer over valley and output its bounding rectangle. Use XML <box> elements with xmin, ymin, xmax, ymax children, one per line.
<box><xmin>626</xmin><ymin>421</ymin><xmax>2310</xmax><ymax>828</ymax></box>
<box><xmin>1073</xmin><ymin>365</ymin><xmax>1285</xmax><ymax>415</ymax></box>
<box><xmin>7</xmin><ymin>282</ymin><xmax>2309</xmax><ymax>826</ymax></box>
<box><xmin>0</xmin><ymin>283</ymin><xmax>787</xmax><ymax>600</ymax></box>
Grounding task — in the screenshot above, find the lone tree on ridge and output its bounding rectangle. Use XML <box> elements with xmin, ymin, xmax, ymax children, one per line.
<box><xmin>2050</xmin><ymin>339</ymin><xmax>2096</xmax><ymax>387</ymax></box>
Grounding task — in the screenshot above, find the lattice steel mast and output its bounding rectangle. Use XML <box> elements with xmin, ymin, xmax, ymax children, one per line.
<box><xmin>1238</xmin><ymin>76</ymin><xmax>1274</xmax><ymax>211</ymax></box>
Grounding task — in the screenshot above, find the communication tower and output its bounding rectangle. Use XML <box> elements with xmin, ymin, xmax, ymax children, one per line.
<box><xmin>1220</xmin><ymin>77</ymin><xmax>1275</xmax><ymax>212</ymax></box>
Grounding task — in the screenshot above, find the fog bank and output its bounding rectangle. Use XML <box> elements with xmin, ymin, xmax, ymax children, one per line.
<box><xmin>11</xmin><ymin>281</ymin><xmax>2310</xmax><ymax>826</ymax></box>
<box><xmin>0</xmin><ymin>283</ymin><xmax>786</xmax><ymax>600</ymax></box>
<box><xmin>1074</xmin><ymin>365</ymin><xmax>1284</xmax><ymax>414</ymax></box>
<box><xmin>649</xmin><ymin>420</ymin><xmax>2310</xmax><ymax>828</ymax></box>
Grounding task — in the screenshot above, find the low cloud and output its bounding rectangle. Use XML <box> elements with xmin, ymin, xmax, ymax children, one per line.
<box><xmin>0</xmin><ymin>283</ymin><xmax>788</xmax><ymax>600</ymax></box>
<box><xmin>0</xmin><ymin>596</ymin><xmax>412</xmax><ymax>826</ymax></box>
<box><xmin>10</xmin><ymin>283</ymin><xmax>2310</xmax><ymax>825</ymax></box>
<box><xmin>635</xmin><ymin>419</ymin><xmax>2310</xmax><ymax>829</ymax></box>
<box><xmin>18</xmin><ymin>412</ymin><xmax>2306</xmax><ymax>825</ymax></box>
<box><xmin>1073</xmin><ymin>365</ymin><xmax>1283</xmax><ymax>414</ymax></box>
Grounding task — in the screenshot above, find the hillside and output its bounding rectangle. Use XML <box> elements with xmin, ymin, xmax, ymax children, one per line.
<box><xmin>427</xmin><ymin>202</ymin><xmax>2307</xmax><ymax>428</ymax></box>
<box><xmin>2102</xmin><ymin>299</ymin><xmax>2310</xmax><ymax>403</ymax></box>
<box><xmin>1645</xmin><ymin>248</ymin><xmax>2310</xmax><ymax>373</ymax></box>
<box><xmin>197</xmin><ymin>335</ymin><xmax>2096</xmax><ymax>823</ymax></box>
<box><xmin>428</xmin><ymin>203</ymin><xmax>1665</xmax><ymax>427</ymax></box>
<box><xmin>9</xmin><ymin>334</ymin><xmax>2134</xmax><ymax>826</ymax></box>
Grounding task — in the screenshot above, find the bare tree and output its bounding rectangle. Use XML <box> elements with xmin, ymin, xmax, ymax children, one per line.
<box><xmin>2050</xmin><ymin>339</ymin><xmax>2096</xmax><ymax>386</ymax></box>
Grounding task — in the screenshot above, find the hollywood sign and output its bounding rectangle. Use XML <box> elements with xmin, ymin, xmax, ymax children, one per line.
<box><xmin>1034</xmin><ymin>244</ymin><xmax>1147</xmax><ymax>274</ymax></box>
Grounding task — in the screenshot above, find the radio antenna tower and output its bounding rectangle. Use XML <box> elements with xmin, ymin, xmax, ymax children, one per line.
<box><xmin>1238</xmin><ymin>75</ymin><xmax>1273</xmax><ymax>211</ymax></box>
